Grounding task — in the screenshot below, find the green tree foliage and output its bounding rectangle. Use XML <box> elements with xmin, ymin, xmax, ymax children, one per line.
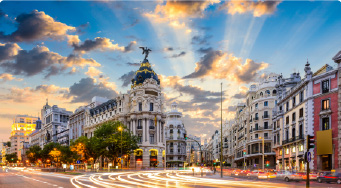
<box><xmin>71</xmin><ymin>121</ymin><xmax>139</xmax><ymax>167</ymax></box>
<box><xmin>26</xmin><ymin>145</ymin><xmax>42</xmax><ymax>163</ymax></box>
<box><xmin>94</xmin><ymin>121</ymin><xmax>139</xmax><ymax>161</ymax></box>
<box><xmin>5</xmin><ymin>153</ymin><xmax>18</xmax><ymax>163</ymax></box>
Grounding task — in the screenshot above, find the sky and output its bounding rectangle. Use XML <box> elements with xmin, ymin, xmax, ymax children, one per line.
<box><xmin>0</xmin><ymin>0</ymin><xmax>341</xmax><ymax>143</ymax></box>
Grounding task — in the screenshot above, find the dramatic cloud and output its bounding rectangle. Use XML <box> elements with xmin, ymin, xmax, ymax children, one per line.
<box><xmin>169</xmin><ymin>51</ymin><xmax>186</xmax><ymax>58</ymax></box>
<box><xmin>227</xmin><ymin>105</ymin><xmax>237</xmax><ymax>112</ymax></box>
<box><xmin>0</xmin><ymin>73</ymin><xmax>22</xmax><ymax>82</ymax></box>
<box><xmin>153</xmin><ymin>0</ymin><xmax>218</xmax><ymax>19</ymax></box>
<box><xmin>144</xmin><ymin>0</ymin><xmax>219</xmax><ymax>29</ymax></box>
<box><xmin>221</xmin><ymin>0</ymin><xmax>281</xmax><ymax>17</ymax></box>
<box><xmin>0</xmin><ymin>44</ymin><xmax>100</xmax><ymax>78</ymax></box>
<box><xmin>191</xmin><ymin>35</ymin><xmax>212</xmax><ymax>45</ymax></box>
<box><xmin>70</xmin><ymin>37</ymin><xmax>137</xmax><ymax>53</ymax></box>
<box><xmin>197</xmin><ymin>47</ymin><xmax>213</xmax><ymax>54</ymax></box>
<box><xmin>0</xmin><ymin>10</ymin><xmax>76</xmax><ymax>42</ymax></box>
<box><xmin>85</xmin><ymin>67</ymin><xmax>102</xmax><ymax>78</ymax></box>
<box><xmin>164</xmin><ymin>47</ymin><xmax>174</xmax><ymax>51</ymax></box>
<box><xmin>119</xmin><ymin>71</ymin><xmax>135</xmax><ymax>87</ymax></box>
<box><xmin>160</xmin><ymin>75</ymin><xmax>226</xmax><ymax>114</ymax></box>
<box><xmin>0</xmin><ymin>43</ymin><xmax>21</xmax><ymax>61</ymax></box>
<box><xmin>183</xmin><ymin>49</ymin><xmax>269</xmax><ymax>83</ymax></box>
<box><xmin>68</xmin><ymin>77</ymin><xmax>118</xmax><ymax>103</ymax></box>
<box><xmin>126</xmin><ymin>62</ymin><xmax>140</xmax><ymax>67</ymax></box>
<box><xmin>33</xmin><ymin>84</ymin><xmax>69</xmax><ymax>95</ymax></box>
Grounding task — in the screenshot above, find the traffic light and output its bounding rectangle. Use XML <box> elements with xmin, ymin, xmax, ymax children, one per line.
<box><xmin>266</xmin><ymin>161</ymin><xmax>269</xmax><ymax>167</ymax></box>
<box><xmin>306</xmin><ymin>135</ymin><xmax>315</xmax><ymax>150</ymax></box>
<box><xmin>184</xmin><ymin>134</ymin><xmax>187</xmax><ymax>140</ymax></box>
<box><xmin>243</xmin><ymin>149</ymin><xmax>246</xmax><ymax>155</ymax></box>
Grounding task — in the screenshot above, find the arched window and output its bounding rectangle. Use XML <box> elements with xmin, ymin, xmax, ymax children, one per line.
<box><xmin>260</xmin><ymin>92</ymin><xmax>263</xmax><ymax>97</ymax></box>
<box><xmin>272</xmin><ymin>90</ymin><xmax>277</xmax><ymax>95</ymax></box>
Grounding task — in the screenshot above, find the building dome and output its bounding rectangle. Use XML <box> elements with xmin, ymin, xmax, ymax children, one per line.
<box><xmin>131</xmin><ymin>59</ymin><xmax>160</xmax><ymax>88</ymax></box>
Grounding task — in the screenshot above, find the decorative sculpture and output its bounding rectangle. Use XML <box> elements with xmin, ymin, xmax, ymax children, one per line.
<box><xmin>139</xmin><ymin>47</ymin><xmax>152</xmax><ymax>60</ymax></box>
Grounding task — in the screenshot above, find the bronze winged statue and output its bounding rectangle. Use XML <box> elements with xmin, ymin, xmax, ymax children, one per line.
<box><xmin>139</xmin><ymin>47</ymin><xmax>152</xmax><ymax>60</ymax></box>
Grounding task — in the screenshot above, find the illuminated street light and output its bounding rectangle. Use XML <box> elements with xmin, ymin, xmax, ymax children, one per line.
<box><xmin>118</xmin><ymin>126</ymin><xmax>123</xmax><ymax>169</ymax></box>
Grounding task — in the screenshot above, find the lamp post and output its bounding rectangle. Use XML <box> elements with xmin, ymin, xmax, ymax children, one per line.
<box><xmin>118</xmin><ymin>126</ymin><xmax>123</xmax><ymax>170</ymax></box>
<box><xmin>220</xmin><ymin>82</ymin><xmax>223</xmax><ymax>178</ymax></box>
<box><xmin>259</xmin><ymin>137</ymin><xmax>264</xmax><ymax>171</ymax></box>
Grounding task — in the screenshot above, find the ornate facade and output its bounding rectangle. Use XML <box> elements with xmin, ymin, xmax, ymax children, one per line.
<box><xmin>83</xmin><ymin>56</ymin><xmax>166</xmax><ymax>168</ymax></box>
<box><xmin>165</xmin><ymin>102</ymin><xmax>187</xmax><ymax>167</ymax></box>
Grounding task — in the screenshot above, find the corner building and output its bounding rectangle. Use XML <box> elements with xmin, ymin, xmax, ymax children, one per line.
<box><xmin>84</xmin><ymin>57</ymin><xmax>166</xmax><ymax>169</ymax></box>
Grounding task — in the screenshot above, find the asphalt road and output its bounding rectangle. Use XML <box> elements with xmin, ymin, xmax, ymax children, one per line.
<box><xmin>1</xmin><ymin>168</ymin><xmax>340</xmax><ymax>188</ymax></box>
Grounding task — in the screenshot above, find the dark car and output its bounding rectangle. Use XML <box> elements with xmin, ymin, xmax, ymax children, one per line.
<box><xmin>317</xmin><ymin>172</ymin><xmax>341</xmax><ymax>184</ymax></box>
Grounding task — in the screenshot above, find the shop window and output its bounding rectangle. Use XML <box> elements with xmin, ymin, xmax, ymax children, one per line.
<box><xmin>285</xmin><ymin>148</ymin><xmax>289</xmax><ymax>154</ymax></box>
<box><xmin>299</xmin><ymin>144</ymin><xmax>304</xmax><ymax>152</ymax></box>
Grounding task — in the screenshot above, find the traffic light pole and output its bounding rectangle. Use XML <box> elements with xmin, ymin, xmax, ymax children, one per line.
<box><xmin>305</xmin><ymin>134</ymin><xmax>315</xmax><ymax>188</ymax></box>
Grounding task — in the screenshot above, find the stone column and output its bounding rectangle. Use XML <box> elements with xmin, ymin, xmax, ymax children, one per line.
<box><xmin>156</xmin><ymin>118</ymin><xmax>159</xmax><ymax>144</ymax></box>
<box><xmin>143</xmin><ymin>118</ymin><xmax>146</xmax><ymax>144</ymax></box>
<box><xmin>158</xmin><ymin>148</ymin><xmax>163</xmax><ymax>168</ymax></box>
<box><xmin>143</xmin><ymin>148</ymin><xmax>150</xmax><ymax>168</ymax></box>
<box><xmin>146</xmin><ymin>118</ymin><xmax>150</xmax><ymax>143</ymax></box>
<box><xmin>133</xmin><ymin>119</ymin><xmax>136</xmax><ymax>135</ymax></box>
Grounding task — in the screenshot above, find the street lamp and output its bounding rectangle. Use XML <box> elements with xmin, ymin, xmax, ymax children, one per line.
<box><xmin>259</xmin><ymin>137</ymin><xmax>264</xmax><ymax>171</ymax></box>
<box><xmin>118</xmin><ymin>126</ymin><xmax>123</xmax><ymax>170</ymax></box>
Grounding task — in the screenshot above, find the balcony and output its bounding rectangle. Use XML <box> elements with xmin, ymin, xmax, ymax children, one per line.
<box><xmin>262</xmin><ymin>115</ymin><xmax>269</xmax><ymax>119</ymax></box>
<box><xmin>149</xmin><ymin>126</ymin><xmax>155</xmax><ymax>129</ymax></box>
<box><xmin>250</xmin><ymin>119</ymin><xmax>252</xmax><ymax>123</ymax></box>
<box><xmin>238</xmin><ymin>126</ymin><xmax>244</xmax><ymax>132</ymax></box>
<box><xmin>137</xmin><ymin>126</ymin><xmax>142</xmax><ymax>130</ymax></box>
<box><xmin>254</xmin><ymin>117</ymin><xmax>259</xmax><ymax>121</ymax></box>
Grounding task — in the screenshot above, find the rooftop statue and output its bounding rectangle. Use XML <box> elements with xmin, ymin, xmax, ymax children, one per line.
<box><xmin>139</xmin><ymin>47</ymin><xmax>151</xmax><ymax>60</ymax></box>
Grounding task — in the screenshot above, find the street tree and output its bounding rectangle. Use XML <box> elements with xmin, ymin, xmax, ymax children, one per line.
<box><xmin>26</xmin><ymin>145</ymin><xmax>42</xmax><ymax>164</ymax></box>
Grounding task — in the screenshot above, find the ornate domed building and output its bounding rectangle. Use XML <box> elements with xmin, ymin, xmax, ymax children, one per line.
<box><xmin>131</xmin><ymin>59</ymin><xmax>160</xmax><ymax>88</ymax></box>
<box><xmin>84</xmin><ymin>47</ymin><xmax>166</xmax><ymax>169</ymax></box>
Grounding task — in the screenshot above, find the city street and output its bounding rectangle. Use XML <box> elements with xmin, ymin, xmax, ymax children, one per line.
<box><xmin>1</xmin><ymin>168</ymin><xmax>340</xmax><ymax>188</ymax></box>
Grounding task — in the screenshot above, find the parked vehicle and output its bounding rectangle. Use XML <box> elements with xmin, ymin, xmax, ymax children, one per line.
<box><xmin>317</xmin><ymin>172</ymin><xmax>341</xmax><ymax>184</ymax></box>
<box><xmin>276</xmin><ymin>171</ymin><xmax>303</xmax><ymax>182</ymax></box>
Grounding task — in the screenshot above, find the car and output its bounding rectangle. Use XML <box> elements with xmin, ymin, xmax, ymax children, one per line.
<box><xmin>276</xmin><ymin>171</ymin><xmax>303</xmax><ymax>182</ymax></box>
<box><xmin>231</xmin><ymin>169</ymin><xmax>242</xmax><ymax>176</ymax></box>
<box><xmin>317</xmin><ymin>172</ymin><xmax>341</xmax><ymax>184</ymax></box>
<box><xmin>247</xmin><ymin>170</ymin><xmax>268</xmax><ymax>179</ymax></box>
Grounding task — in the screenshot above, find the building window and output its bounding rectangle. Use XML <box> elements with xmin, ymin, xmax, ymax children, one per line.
<box><xmin>286</xmin><ymin>116</ymin><xmax>289</xmax><ymax>125</ymax></box>
<box><xmin>285</xmin><ymin>148</ymin><xmax>289</xmax><ymax>154</ymax></box>
<box><xmin>322</xmin><ymin>117</ymin><xmax>330</xmax><ymax>130</ymax></box>
<box><xmin>299</xmin><ymin>144</ymin><xmax>304</xmax><ymax>151</ymax></box>
<box><xmin>137</xmin><ymin>119</ymin><xmax>142</xmax><ymax>129</ymax></box>
<box><xmin>279</xmin><ymin>150</ymin><xmax>282</xmax><ymax>155</ymax></box>
<box><xmin>138</xmin><ymin>134</ymin><xmax>142</xmax><ymax>143</ymax></box>
<box><xmin>299</xmin><ymin>108</ymin><xmax>304</xmax><ymax>118</ymax></box>
<box><xmin>263</xmin><ymin>111</ymin><xmax>268</xmax><ymax>118</ymax></box>
<box><xmin>292</xmin><ymin>96</ymin><xmax>296</xmax><ymax>107</ymax></box>
<box><xmin>139</xmin><ymin>102</ymin><xmax>142</xmax><ymax>111</ymax></box>
<box><xmin>286</xmin><ymin>101</ymin><xmax>289</xmax><ymax>111</ymax></box>
<box><xmin>292</xmin><ymin>146</ymin><xmax>296</xmax><ymax>153</ymax></box>
<box><xmin>150</xmin><ymin>134</ymin><xmax>154</xmax><ymax>144</ymax></box>
<box><xmin>322</xmin><ymin>80</ymin><xmax>330</xmax><ymax>93</ymax></box>
<box><xmin>299</xmin><ymin>91</ymin><xmax>304</xmax><ymax>103</ymax></box>
<box><xmin>292</xmin><ymin>112</ymin><xmax>296</xmax><ymax>122</ymax></box>
<box><xmin>255</xmin><ymin>103</ymin><xmax>258</xmax><ymax>109</ymax></box>
<box><xmin>264</xmin><ymin>133</ymin><xmax>268</xmax><ymax>139</ymax></box>
<box><xmin>150</xmin><ymin>103</ymin><xmax>154</xmax><ymax>111</ymax></box>
<box><xmin>264</xmin><ymin>101</ymin><xmax>268</xmax><ymax>107</ymax></box>
<box><xmin>322</xmin><ymin>99</ymin><xmax>330</xmax><ymax>110</ymax></box>
<box><xmin>264</xmin><ymin>122</ymin><xmax>268</xmax><ymax>129</ymax></box>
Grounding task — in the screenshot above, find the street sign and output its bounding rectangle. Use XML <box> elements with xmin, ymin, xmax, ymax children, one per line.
<box><xmin>307</xmin><ymin>152</ymin><xmax>311</xmax><ymax>162</ymax></box>
<box><xmin>76</xmin><ymin>160</ymin><xmax>81</xmax><ymax>164</ymax></box>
